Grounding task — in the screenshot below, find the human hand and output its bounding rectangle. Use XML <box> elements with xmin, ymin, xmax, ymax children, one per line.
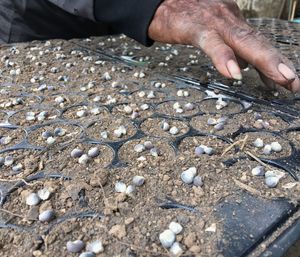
<box><xmin>148</xmin><ymin>0</ymin><xmax>300</xmax><ymax>92</ymax></box>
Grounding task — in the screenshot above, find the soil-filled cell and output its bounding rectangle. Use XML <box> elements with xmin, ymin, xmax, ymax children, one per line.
<box><xmin>156</xmin><ymin>100</ymin><xmax>200</xmax><ymax>117</ymax></box>
<box><xmin>27</xmin><ymin>123</ymin><xmax>82</xmax><ymax>148</ymax></box>
<box><xmin>0</xmin><ymin>149</ymin><xmax>43</xmax><ymax>178</ymax></box>
<box><xmin>0</xmin><ymin>95</ymin><xmax>41</xmax><ymax>111</ymax></box>
<box><xmin>9</xmin><ymin>107</ymin><xmax>60</xmax><ymax>127</ymax></box>
<box><xmin>168</xmin><ymin>87</ymin><xmax>206</xmax><ymax>101</ymax></box>
<box><xmin>0</xmin><ymin>127</ymin><xmax>26</xmax><ymax>150</ymax></box>
<box><xmin>44</xmin><ymin>142</ymin><xmax>113</xmax><ymax>178</ymax></box>
<box><xmin>111</xmin><ymin>103</ymin><xmax>154</xmax><ymax>120</ymax></box>
<box><xmin>141</xmin><ymin>117</ymin><xmax>189</xmax><ymax>138</ymax></box>
<box><xmin>128</xmin><ymin>89</ymin><xmax>169</xmax><ymax>103</ymax></box>
<box><xmin>62</xmin><ymin>104</ymin><xmax>110</xmax><ymax>122</ymax></box>
<box><xmin>43</xmin><ymin>93</ymin><xmax>87</xmax><ymax>109</ymax></box>
<box><xmin>85</xmin><ymin>117</ymin><xmax>136</xmax><ymax>142</ymax></box>
<box><xmin>199</xmin><ymin>98</ymin><xmax>243</xmax><ymax>115</ymax></box>
<box><xmin>178</xmin><ymin>136</ymin><xmax>234</xmax><ymax>161</ymax></box>
<box><xmin>235</xmin><ymin>132</ymin><xmax>291</xmax><ymax>159</ymax></box>
<box><xmin>118</xmin><ymin>137</ymin><xmax>175</xmax><ymax>167</ymax></box>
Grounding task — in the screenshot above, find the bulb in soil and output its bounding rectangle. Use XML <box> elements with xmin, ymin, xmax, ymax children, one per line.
<box><xmin>144</xmin><ymin>141</ymin><xmax>154</xmax><ymax>150</ymax></box>
<box><xmin>71</xmin><ymin>148</ymin><xmax>84</xmax><ymax>158</ymax></box>
<box><xmin>203</xmin><ymin>146</ymin><xmax>215</xmax><ymax>155</ymax></box>
<box><xmin>263</xmin><ymin>144</ymin><xmax>272</xmax><ymax>155</ymax></box>
<box><xmin>184</xmin><ymin>103</ymin><xmax>194</xmax><ymax>111</ymax></box>
<box><xmin>42</xmin><ymin>131</ymin><xmax>53</xmax><ymax>139</ymax></box>
<box><xmin>169</xmin><ymin>222</ymin><xmax>183</xmax><ymax>234</ymax></box>
<box><xmin>4</xmin><ymin>156</ymin><xmax>14</xmax><ymax>166</ymax></box>
<box><xmin>39</xmin><ymin>210</ymin><xmax>55</xmax><ymax>222</ymax></box>
<box><xmin>170</xmin><ymin>242</ymin><xmax>183</xmax><ymax>257</ymax></box>
<box><xmin>270</xmin><ymin>142</ymin><xmax>282</xmax><ymax>152</ymax></box>
<box><xmin>251</xmin><ymin>166</ymin><xmax>265</xmax><ymax>176</ymax></box>
<box><xmin>90</xmin><ymin>107</ymin><xmax>101</xmax><ymax>115</ymax></box>
<box><xmin>77</xmin><ymin>109</ymin><xmax>88</xmax><ymax>118</ymax></box>
<box><xmin>181</xmin><ymin>167</ymin><xmax>197</xmax><ymax>184</ymax></box>
<box><xmin>195</xmin><ymin>146</ymin><xmax>205</xmax><ymax>156</ymax></box>
<box><xmin>253</xmin><ymin>138</ymin><xmax>264</xmax><ymax>148</ymax></box>
<box><xmin>66</xmin><ymin>240</ymin><xmax>85</xmax><ymax>253</ymax></box>
<box><xmin>132</xmin><ymin>176</ymin><xmax>145</xmax><ymax>186</ymax></box>
<box><xmin>140</xmin><ymin>104</ymin><xmax>149</xmax><ymax>111</ymax></box>
<box><xmin>193</xmin><ymin>175</ymin><xmax>204</xmax><ymax>187</ymax></box>
<box><xmin>134</xmin><ymin>144</ymin><xmax>145</xmax><ymax>153</ymax></box>
<box><xmin>37</xmin><ymin>188</ymin><xmax>51</xmax><ymax>200</ymax></box>
<box><xmin>124</xmin><ymin>105</ymin><xmax>133</xmax><ymax>114</ymax></box>
<box><xmin>214</xmin><ymin>123</ymin><xmax>224</xmax><ymax>131</ymax></box>
<box><xmin>86</xmin><ymin>240</ymin><xmax>104</xmax><ymax>254</ymax></box>
<box><xmin>26</xmin><ymin>193</ymin><xmax>41</xmax><ymax>206</ymax></box>
<box><xmin>265</xmin><ymin>176</ymin><xmax>280</xmax><ymax>188</ymax></box>
<box><xmin>147</xmin><ymin>91</ymin><xmax>155</xmax><ymax>99</ymax></box>
<box><xmin>159</xmin><ymin>229</ymin><xmax>176</xmax><ymax>248</ymax></box>
<box><xmin>100</xmin><ymin>131</ymin><xmax>108</xmax><ymax>139</ymax></box>
<box><xmin>150</xmin><ymin>147</ymin><xmax>160</xmax><ymax>157</ymax></box>
<box><xmin>54</xmin><ymin>128</ymin><xmax>66</xmax><ymax>137</ymax></box>
<box><xmin>78</xmin><ymin>154</ymin><xmax>90</xmax><ymax>165</ymax></box>
<box><xmin>161</xmin><ymin>121</ymin><xmax>170</xmax><ymax>131</ymax></box>
<box><xmin>125</xmin><ymin>185</ymin><xmax>135</xmax><ymax>195</ymax></box>
<box><xmin>115</xmin><ymin>181</ymin><xmax>127</xmax><ymax>193</ymax></box>
<box><xmin>88</xmin><ymin>147</ymin><xmax>100</xmax><ymax>158</ymax></box>
<box><xmin>207</xmin><ymin>118</ymin><xmax>217</xmax><ymax>126</ymax></box>
<box><xmin>46</xmin><ymin>136</ymin><xmax>56</xmax><ymax>145</ymax></box>
<box><xmin>173</xmin><ymin>102</ymin><xmax>181</xmax><ymax>110</ymax></box>
<box><xmin>169</xmin><ymin>126</ymin><xmax>179</xmax><ymax>135</ymax></box>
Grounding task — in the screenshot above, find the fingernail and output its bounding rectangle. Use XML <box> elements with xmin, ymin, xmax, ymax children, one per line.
<box><xmin>291</xmin><ymin>77</ymin><xmax>300</xmax><ymax>93</ymax></box>
<box><xmin>278</xmin><ymin>63</ymin><xmax>296</xmax><ymax>81</ymax></box>
<box><xmin>227</xmin><ymin>60</ymin><xmax>242</xmax><ymax>80</ymax></box>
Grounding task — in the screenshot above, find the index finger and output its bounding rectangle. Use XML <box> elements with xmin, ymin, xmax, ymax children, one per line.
<box><xmin>222</xmin><ymin>24</ymin><xmax>300</xmax><ymax>92</ymax></box>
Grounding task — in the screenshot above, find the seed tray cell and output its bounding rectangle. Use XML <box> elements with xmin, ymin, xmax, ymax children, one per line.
<box><xmin>0</xmin><ymin>18</ymin><xmax>300</xmax><ymax>257</ymax></box>
<box><xmin>140</xmin><ymin>117</ymin><xmax>190</xmax><ymax>138</ymax></box>
<box><xmin>61</xmin><ymin>104</ymin><xmax>110</xmax><ymax>123</ymax></box>
<box><xmin>8</xmin><ymin>107</ymin><xmax>60</xmax><ymax>127</ymax></box>
<box><xmin>0</xmin><ymin>127</ymin><xmax>27</xmax><ymax>151</ymax></box>
<box><xmin>26</xmin><ymin>122</ymin><xmax>83</xmax><ymax>148</ymax></box>
<box><xmin>156</xmin><ymin>100</ymin><xmax>201</xmax><ymax>118</ymax></box>
<box><xmin>43</xmin><ymin>142</ymin><xmax>114</xmax><ymax>178</ymax></box>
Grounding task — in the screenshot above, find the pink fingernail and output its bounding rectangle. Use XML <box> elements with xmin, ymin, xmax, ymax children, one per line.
<box><xmin>227</xmin><ymin>60</ymin><xmax>242</xmax><ymax>80</ymax></box>
<box><xmin>278</xmin><ymin>63</ymin><xmax>296</xmax><ymax>81</ymax></box>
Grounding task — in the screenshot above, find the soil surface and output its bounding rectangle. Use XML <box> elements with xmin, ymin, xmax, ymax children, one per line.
<box><xmin>0</xmin><ymin>19</ymin><xmax>300</xmax><ymax>257</ymax></box>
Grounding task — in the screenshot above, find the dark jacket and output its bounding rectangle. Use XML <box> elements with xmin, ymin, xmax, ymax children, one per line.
<box><xmin>0</xmin><ymin>0</ymin><xmax>162</xmax><ymax>45</ymax></box>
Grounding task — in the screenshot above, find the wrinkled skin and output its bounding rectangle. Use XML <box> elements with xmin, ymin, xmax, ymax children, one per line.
<box><xmin>148</xmin><ymin>0</ymin><xmax>300</xmax><ymax>92</ymax></box>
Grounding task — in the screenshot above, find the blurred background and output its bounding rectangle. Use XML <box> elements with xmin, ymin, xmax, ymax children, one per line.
<box><xmin>236</xmin><ymin>0</ymin><xmax>300</xmax><ymax>21</ymax></box>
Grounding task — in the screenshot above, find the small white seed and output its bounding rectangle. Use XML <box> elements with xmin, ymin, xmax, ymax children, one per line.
<box><xmin>265</xmin><ymin>176</ymin><xmax>280</xmax><ymax>188</ymax></box>
<box><xmin>263</xmin><ymin>144</ymin><xmax>272</xmax><ymax>155</ymax></box>
<box><xmin>169</xmin><ymin>222</ymin><xmax>183</xmax><ymax>234</ymax></box>
<box><xmin>26</xmin><ymin>193</ymin><xmax>41</xmax><ymax>206</ymax></box>
<box><xmin>67</xmin><ymin>240</ymin><xmax>85</xmax><ymax>253</ymax></box>
<box><xmin>271</xmin><ymin>142</ymin><xmax>282</xmax><ymax>152</ymax></box>
<box><xmin>78</xmin><ymin>154</ymin><xmax>90</xmax><ymax>165</ymax></box>
<box><xmin>132</xmin><ymin>176</ymin><xmax>145</xmax><ymax>186</ymax></box>
<box><xmin>253</xmin><ymin>138</ymin><xmax>264</xmax><ymax>148</ymax></box>
<box><xmin>115</xmin><ymin>181</ymin><xmax>127</xmax><ymax>193</ymax></box>
<box><xmin>134</xmin><ymin>144</ymin><xmax>145</xmax><ymax>153</ymax></box>
<box><xmin>86</xmin><ymin>240</ymin><xmax>104</xmax><ymax>254</ymax></box>
<box><xmin>251</xmin><ymin>166</ymin><xmax>265</xmax><ymax>176</ymax></box>
<box><xmin>169</xmin><ymin>126</ymin><xmax>179</xmax><ymax>135</ymax></box>
<box><xmin>159</xmin><ymin>229</ymin><xmax>176</xmax><ymax>248</ymax></box>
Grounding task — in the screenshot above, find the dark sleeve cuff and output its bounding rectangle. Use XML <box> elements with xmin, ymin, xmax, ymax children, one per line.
<box><xmin>94</xmin><ymin>0</ymin><xmax>163</xmax><ymax>46</ymax></box>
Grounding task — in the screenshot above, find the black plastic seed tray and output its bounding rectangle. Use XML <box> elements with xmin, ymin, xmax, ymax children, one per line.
<box><xmin>0</xmin><ymin>18</ymin><xmax>300</xmax><ymax>257</ymax></box>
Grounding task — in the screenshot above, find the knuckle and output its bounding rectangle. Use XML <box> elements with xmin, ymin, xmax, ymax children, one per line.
<box><xmin>231</xmin><ymin>26</ymin><xmax>257</xmax><ymax>42</ymax></box>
